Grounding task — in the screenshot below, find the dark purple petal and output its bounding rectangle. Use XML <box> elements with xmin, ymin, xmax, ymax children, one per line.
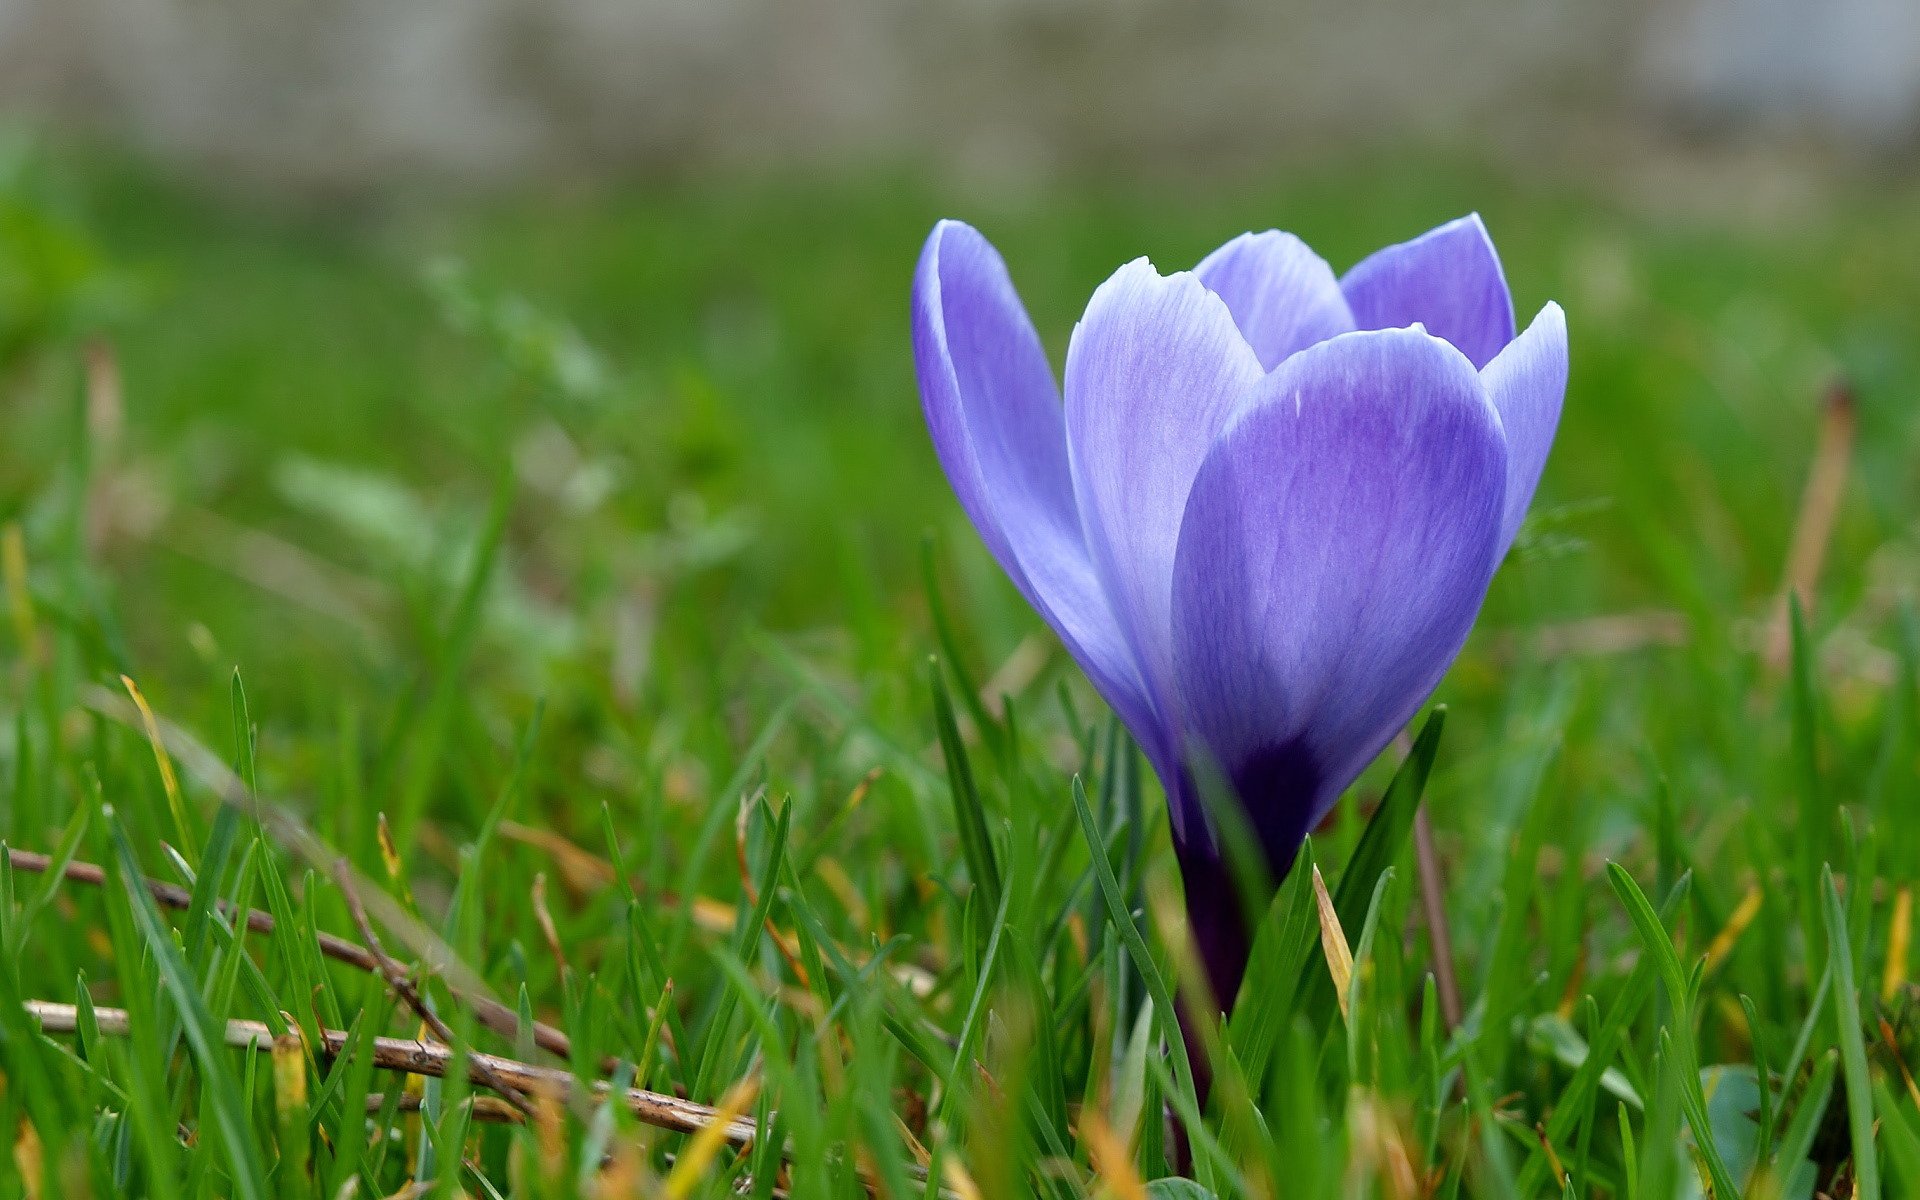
<box><xmin>1194</xmin><ymin>231</ymin><xmax>1355</xmax><ymax>369</ymax></box>
<box><xmin>1063</xmin><ymin>260</ymin><xmax>1264</xmax><ymax>781</ymax></box>
<box><xmin>1483</xmin><ymin>302</ymin><xmax>1569</xmax><ymax>551</ymax></box>
<box><xmin>1169</xmin><ymin>328</ymin><xmax>1508</xmax><ymax>864</ymax></box>
<box><xmin>913</xmin><ymin>221</ymin><xmax>1156</xmax><ymax>742</ymax></box>
<box><xmin>1341</xmin><ymin>214</ymin><xmax>1516</xmax><ymax>369</ymax></box>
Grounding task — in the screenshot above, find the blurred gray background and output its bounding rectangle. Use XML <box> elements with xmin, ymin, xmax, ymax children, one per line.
<box><xmin>0</xmin><ymin>0</ymin><xmax>1914</xmax><ymax>189</ymax></box>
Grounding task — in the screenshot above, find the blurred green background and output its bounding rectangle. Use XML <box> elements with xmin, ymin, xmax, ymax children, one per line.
<box><xmin>3</xmin><ymin>137</ymin><xmax>1915</xmax><ymax>760</ymax></box>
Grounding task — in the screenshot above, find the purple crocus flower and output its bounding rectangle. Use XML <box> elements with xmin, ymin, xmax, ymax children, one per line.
<box><xmin>913</xmin><ymin>215</ymin><xmax>1567</xmax><ymax>1006</ymax></box>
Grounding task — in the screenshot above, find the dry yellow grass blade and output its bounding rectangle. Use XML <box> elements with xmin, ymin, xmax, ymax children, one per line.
<box><xmin>1702</xmin><ymin>885</ymin><xmax>1764</xmax><ymax>974</ymax></box>
<box><xmin>1885</xmin><ymin>886</ymin><xmax>1911</xmax><ymax>1003</ymax></box>
<box><xmin>530</xmin><ymin>872</ymin><xmax>569</xmax><ymax>973</ymax></box>
<box><xmin>1346</xmin><ymin>1090</ymin><xmax>1421</xmax><ymax>1200</ymax></box>
<box><xmin>1311</xmin><ymin>864</ymin><xmax>1354</xmax><ymax>1026</ymax></box>
<box><xmin>1079</xmin><ymin>1109</ymin><xmax>1148</xmax><ymax>1200</ymax></box>
<box><xmin>272</xmin><ymin>1030</ymin><xmax>307</xmax><ymax>1108</ymax></box>
<box><xmin>12</xmin><ymin>1118</ymin><xmax>43</xmax><ymax>1200</ymax></box>
<box><xmin>1876</xmin><ymin>1017</ymin><xmax>1920</xmax><ymax>1112</ymax></box>
<box><xmin>661</xmin><ymin>1076</ymin><xmax>760</xmax><ymax>1200</ymax></box>
<box><xmin>940</xmin><ymin>1158</ymin><xmax>986</xmax><ymax>1200</ymax></box>
<box><xmin>892</xmin><ymin>1115</ymin><xmax>932</xmax><ymax>1168</ymax></box>
<box><xmin>121</xmin><ymin>674</ymin><xmax>195</xmax><ymax>860</ymax></box>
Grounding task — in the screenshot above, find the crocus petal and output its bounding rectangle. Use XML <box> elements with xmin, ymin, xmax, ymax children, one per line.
<box><xmin>1064</xmin><ymin>259</ymin><xmax>1265</xmax><ymax>743</ymax></box>
<box><xmin>1169</xmin><ymin>328</ymin><xmax>1508</xmax><ymax>864</ymax></box>
<box><xmin>1482</xmin><ymin>302</ymin><xmax>1569</xmax><ymax>551</ymax></box>
<box><xmin>913</xmin><ymin>221</ymin><xmax>1156</xmax><ymax>741</ymax></box>
<box><xmin>1341</xmin><ymin>215</ymin><xmax>1516</xmax><ymax>369</ymax></box>
<box><xmin>1194</xmin><ymin>231</ymin><xmax>1356</xmax><ymax>369</ymax></box>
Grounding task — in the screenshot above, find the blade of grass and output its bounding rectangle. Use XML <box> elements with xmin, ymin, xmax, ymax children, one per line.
<box><xmin>1515</xmin><ymin>872</ymin><xmax>1690</xmax><ymax>1196</ymax></box>
<box><xmin>929</xmin><ymin>655</ymin><xmax>1002</xmax><ymax>914</ymax></box>
<box><xmin>1606</xmin><ymin>862</ymin><xmax>1741</xmax><ymax>1200</ymax></box>
<box><xmin>1224</xmin><ymin>836</ymin><xmax>1318</xmax><ymax>1094</ymax></box>
<box><xmin>921</xmin><ymin>535</ymin><xmax>1002</xmax><ymax>758</ymax></box>
<box><xmin>1823</xmin><ymin>865</ymin><xmax>1881</xmax><ymax>1200</ymax></box>
<box><xmin>1788</xmin><ymin>598</ymin><xmax>1828</xmax><ymax>962</ymax></box>
<box><xmin>692</xmin><ymin>796</ymin><xmax>793</xmax><ymax>1100</ymax></box>
<box><xmin>1875</xmin><ymin>1078</ymin><xmax>1920</xmax><ymax>1192</ymax></box>
<box><xmin>1070</xmin><ymin>777</ymin><xmax>1201</xmax><ymax>1164</ymax></box>
<box><xmin>107</xmin><ymin>807</ymin><xmax>271</xmax><ymax>1200</ymax></box>
<box><xmin>1771</xmin><ymin>1050</ymin><xmax>1837</xmax><ymax>1194</ymax></box>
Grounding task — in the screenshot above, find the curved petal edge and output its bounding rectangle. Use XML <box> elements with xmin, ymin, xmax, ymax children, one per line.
<box><xmin>1482</xmin><ymin>301</ymin><xmax>1568</xmax><ymax>552</ymax></box>
<box><xmin>1340</xmin><ymin>214</ymin><xmax>1516</xmax><ymax>369</ymax></box>
<box><xmin>1194</xmin><ymin>230</ymin><xmax>1356</xmax><ymax>369</ymax></box>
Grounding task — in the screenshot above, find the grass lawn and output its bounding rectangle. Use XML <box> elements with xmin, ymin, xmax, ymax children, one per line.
<box><xmin>1</xmin><ymin>136</ymin><xmax>1918</xmax><ymax>1197</ymax></box>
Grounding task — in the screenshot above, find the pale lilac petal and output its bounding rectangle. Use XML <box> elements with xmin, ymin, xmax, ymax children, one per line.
<box><xmin>1169</xmin><ymin>328</ymin><xmax>1508</xmax><ymax>860</ymax></box>
<box><xmin>1483</xmin><ymin>302</ymin><xmax>1568</xmax><ymax>551</ymax></box>
<box><xmin>1064</xmin><ymin>260</ymin><xmax>1264</xmax><ymax>751</ymax></box>
<box><xmin>1194</xmin><ymin>231</ymin><xmax>1356</xmax><ymax>369</ymax></box>
<box><xmin>913</xmin><ymin>221</ymin><xmax>1156</xmax><ymax>742</ymax></box>
<box><xmin>1341</xmin><ymin>214</ymin><xmax>1515</xmax><ymax>369</ymax></box>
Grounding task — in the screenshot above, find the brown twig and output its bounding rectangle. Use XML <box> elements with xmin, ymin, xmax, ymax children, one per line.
<box><xmin>367</xmin><ymin>1092</ymin><xmax>526</xmax><ymax>1123</ymax></box>
<box><xmin>331</xmin><ymin>857</ymin><xmax>536</xmax><ymax>1116</ymax></box>
<box><xmin>4</xmin><ymin>846</ymin><xmax>577</xmax><ymax>1064</ymax></box>
<box><xmin>371</xmin><ymin>1109</ymin><xmax>799</xmax><ymax>1200</ymax></box>
<box><xmin>26</xmin><ymin>1000</ymin><xmax>946</xmax><ymax>1199</ymax></box>
<box><xmin>27</xmin><ymin>998</ymin><xmax>745</xmax><ymax>1139</ymax></box>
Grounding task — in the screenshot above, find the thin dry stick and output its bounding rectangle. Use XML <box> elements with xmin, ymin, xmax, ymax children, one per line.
<box><xmin>26</xmin><ymin>1000</ymin><xmax>947</xmax><ymax>1200</ymax></box>
<box><xmin>1412</xmin><ymin>806</ymin><xmax>1463</xmax><ymax>1032</ymax></box>
<box><xmin>331</xmin><ymin>857</ymin><xmax>535</xmax><ymax>1116</ymax></box>
<box><xmin>4</xmin><ymin>846</ymin><xmax>577</xmax><ymax>1064</ymax></box>
<box><xmin>367</xmin><ymin>1092</ymin><xmax>526</xmax><ymax>1123</ymax></box>
<box><xmin>1765</xmin><ymin>377</ymin><xmax>1856</xmax><ymax>669</ymax></box>
<box><xmin>26</xmin><ymin>999</ymin><xmax>748</xmax><ymax>1140</ymax></box>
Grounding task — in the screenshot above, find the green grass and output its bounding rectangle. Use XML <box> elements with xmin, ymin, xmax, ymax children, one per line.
<box><xmin>2</xmin><ymin>132</ymin><xmax>1919</xmax><ymax>1197</ymax></box>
